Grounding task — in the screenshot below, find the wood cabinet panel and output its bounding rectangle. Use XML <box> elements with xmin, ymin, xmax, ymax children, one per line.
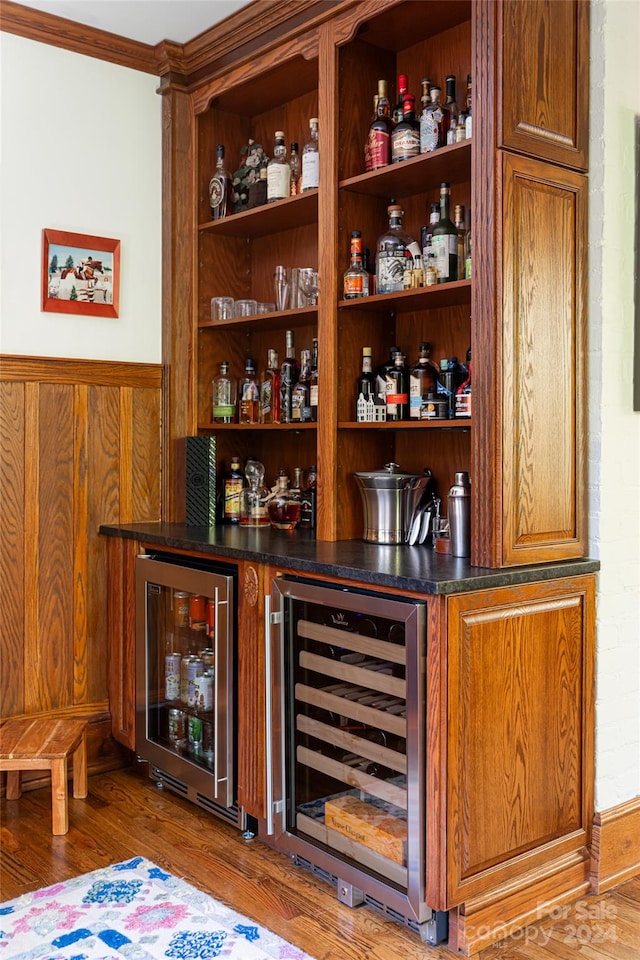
<box><xmin>498</xmin><ymin>0</ymin><xmax>589</xmax><ymax>170</ymax></box>
<box><xmin>236</xmin><ymin>561</ymin><xmax>269</xmax><ymax>818</ymax></box>
<box><xmin>446</xmin><ymin>575</ymin><xmax>595</xmax><ymax>906</ymax></box>
<box><xmin>501</xmin><ymin>153</ymin><xmax>587</xmax><ymax>565</ymax></box>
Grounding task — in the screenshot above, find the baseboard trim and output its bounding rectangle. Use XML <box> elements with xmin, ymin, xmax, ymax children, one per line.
<box><xmin>591</xmin><ymin>797</ymin><xmax>640</xmax><ymax>893</ymax></box>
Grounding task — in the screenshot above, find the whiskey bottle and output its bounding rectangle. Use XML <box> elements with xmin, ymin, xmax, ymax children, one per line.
<box><xmin>259</xmin><ymin>349</ymin><xmax>280</xmax><ymax>424</ymax></box>
<box><xmin>222</xmin><ymin>455</ymin><xmax>244</xmax><ymax>524</ymax></box>
<box><xmin>391</xmin><ymin>95</ymin><xmax>420</xmax><ymax>163</ymax></box>
<box><xmin>409</xmin><ymin>342</ymin><xmax>439</xmax><ymax>419</ymax></box>
<box><xmin>298</xmin><ymin>464</ymin><xmax>317</xmax><ymax>530</ymax></box>
<box><xmin>455</xmin><ymin>347</ymin><xmax>472</xmax><ymax>418</ymax></box>
<box><xmin>343</xmin><ymin>231</ymin><xmax>370</xmax><ymax>298</ymax></box>
<box><xmin>445</xmin><ymin>74</ymin><xmax>459</xmax><ymax>141</ymax></box>
<box><xmin>421</xmin><ymin>202</ymin><xmax>441</xmax><ymax>285</ymax></box>
<box><xmin>212</xmin><ymin>360</ymin><xmax>236</xmax><ymax>423</ymax></box>
<box><xmin>291</xmin><ymin>349</ymin><xmax>312</xmax><ymax>422</ymax></box>
<box><xmin>309</xmin><ymin>337</ymin><xmax>319</xmax><ymax>422</ymax></box>
<box><xmin>392</xmin><ymin>73</ymin><xmax>408</xmax><ymax>125</ymax></box>
<box><xmin>209</xmin><ymin>145</ymin><xmax>233</xmax><ymax>220</ymax></box>
<box><xmin>356</xmin><ymin>346</ymin><xmax>376</xmax><ymax>421</ymax></box>
<box><xmin>454</xmin><ymin>204</ymin><xmax>468</xmax><ymax>281</ymax></box>
<box><xmin>279</xmin><ymin>329</ymin><xmax>300</xmax><ymax>424</ymax></box>
<box><xmin>266</xmin><ymin>131</ymin><xmax>291</xmax><ymax>202</ymax></box>
<box><xmin>301</xmin><ymin>118</ymin><xmax>319</xmax><ymax>191</ymax></box>
<box><xmin>375</xmin><ymin>204</ymin><xmax>419</xmax><ymax>294</ymax></box>
<box><xmin>385</xmin><ymin>349</ymin><xmax>409</xmax><ymax>421</ymax></box>
<box><xmin>238</xmin><ymin>357</ymin><xmax>260</xmax><ymax>424</ymax></box>
<box><xmin>365</xmin><ymin>79</ymin><xmax>393</xmax><ymax>172</ymax></box>
<box><xmin>419</xmin><ymin>86</ymin><xmax>449</xmax><ymax>153</ymax></box>
<box><xmin>431</xmin><ymin>182</ymin><xmax>458</xmax><ymax>283</ymax></box>
<box><xmin>289</xmin><ymin>141</ymin><xmax>301</xmax><ymax>195</ymax></box>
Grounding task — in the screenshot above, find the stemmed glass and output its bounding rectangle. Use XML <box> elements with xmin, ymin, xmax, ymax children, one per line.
<box><xmin>297</xmin><ymin>268</ymin><xmax>319</xmax><ymax>306</ymax></box>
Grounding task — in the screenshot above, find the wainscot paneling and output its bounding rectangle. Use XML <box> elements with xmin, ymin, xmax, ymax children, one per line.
<box><xmin>0</xmin><ymin>356</ymin><xmax>162</xmax><ymax>767</ymax></box>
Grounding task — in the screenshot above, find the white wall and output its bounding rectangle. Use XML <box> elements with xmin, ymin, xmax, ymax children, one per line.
<box><xmin>0</xmin><ymin>34</ymin><xmax>162</xmax><ymax>363</ymax></box>
<box><xmin>589</xmin><ymin>0</ymin><xmax>640</xmax><ymax>811</ymax></box>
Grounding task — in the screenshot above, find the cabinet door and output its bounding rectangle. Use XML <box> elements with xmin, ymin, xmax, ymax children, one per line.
<box><xmin>107</xmin><ymin>536</ymin><xmax>139</xmax><ymax>750</ymax></box>
<box><xmin>498</xmin><ymin>0</ymin><xmax>589</xmax><ymax>170</ymax></box>
<box><xmin>501</xmin><ymin>152</ymin><xmax>587</xmax><ymax>565</ymax></box>
<box><xmin>446</xmin><ymin>575</ymin><xmax>595</xmax><ymax>906</ymax></box>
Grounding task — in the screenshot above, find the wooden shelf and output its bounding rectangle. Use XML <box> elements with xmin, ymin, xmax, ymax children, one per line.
<box><xmin>338</xmin><ymin>419</ymin><xmax>471</xmax><ymax>429</ymax></box>
<box><xmin>339</xmin><ymin>142</ymin><xmax>472</xmax><ymax>200</ymax></box>
<box><xmin>199</xmin><ymin>306</ymin><xmax>317</xmax><ymax>332</ymax></box>
<box><xmin>338</xmin><ymin>280</ymin><xmax>471</xmax><ymax>313</ymax></box>
<box><xmin>198</xmin><ymin>190</ymin><xmax>318</xmax><ymax>239</ymax></box>
<box><xmin>198</xmin><ymin>422</ymin><xmax>317</xmax><ymax>431</ymax></box>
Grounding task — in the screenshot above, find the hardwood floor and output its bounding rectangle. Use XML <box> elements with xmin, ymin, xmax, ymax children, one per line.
<box><xmin>1</xmin><ymin>764</ymin><xmax>638</xmax><ymax>959</ymax></box>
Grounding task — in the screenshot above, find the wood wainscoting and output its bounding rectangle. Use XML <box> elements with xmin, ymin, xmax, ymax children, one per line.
<box><xmin>0</xmin><ymin>355</ymin><xmax>162</xmax><ymax>780</ymax></box>
<box><xmin>591</xmin><ymin>797</ymin><xmax>640</xmax><ymax>894</ymax></box>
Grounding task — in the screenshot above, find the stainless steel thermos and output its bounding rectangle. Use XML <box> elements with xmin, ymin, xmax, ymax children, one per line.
<box><xmin>448</xmin><ymin>471</ymin><xmax>471</xmax><ymax>557</ymax></box>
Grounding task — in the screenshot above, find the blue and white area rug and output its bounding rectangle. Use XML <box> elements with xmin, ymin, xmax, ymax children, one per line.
<box><xmin>0</xmin><ymin>856</ymin><xmax>316</xmax><ymax>959</ymax></box>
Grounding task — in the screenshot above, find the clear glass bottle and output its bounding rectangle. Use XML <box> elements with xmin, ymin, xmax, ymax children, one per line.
<box><xmin>279</xmin><ymin>329</ymin><xmax>300</xmax><ymax>424</ymax></box>
<box><xmin>356</xmin><ymin>346</ymin><xmax>377</xmax><ymax>421</ymax></box>
<box><xmin>266</xmin><ymin>131</ymin><xmax>290</xmax><ymax>202</ymax></box>
<box><xmin>259</xmin><ymin>349</ymin><xmax>280</xmax><ymax>424</ymax></box>
<box><xmin>409</xmin><ymin>342</ymin><xmax>439</xmax><ymax>419</ymax></box>
<box><xmin>454</xmin><ymin>204</ymin><xmax>468</xmax><ymax>281</ymax></box>
<box><xmin>291</xmin><ymin>349</ymin><xmax>312</xmax><ymax>422</ymax></box>
<box><xmin>391</xmin><ymin>94</ymin><xmax>420</xmax><ymax>163</ymax></box>
<box><xmin>465</xmin><ymin>74</ymin><xmax>473</xmax><ymax>139</ymax></box>
<box><xmin>241</xmin><ymin>460</ymin><xmax>270</xmax><ymax>527</ymax></box>
<box><xmin>385</xmin><ymin>349</ymin><xmax>409</xmax><ymax>421</ymax></box>
<box><xmin>375</xmin><ymin>204</ymin><xmax>419</xmax><ymax>294</ymax></box>
<box><xmin>301</xmin><ymin>118</ymin><xmax>319</xmax><ymax>191</ymax></box>
<box><xmin>211</xmin><ymin>360</ymin><xmax>236</xmax><ymax>423</ymax></box>
<box><xmin>431</xmin><ymin>182</ymin><xmax>458</xmax><ymax>283</ymax></box>
<box><xmin>208</xmin><ymin>145</ymin><xmax>233</xmax><ymax>219</ymax></box>
<box><xmin>419</xmin><ymin>86</ymin><xmax>449</xmax><ymax>153</ymax></box>
<box><xmin>238</xmin><ymin>357</ymin><xmax>260</xmax><ymax>424</ymax></box>
<box><xmin>421</xmin><ymin>201</ymin><xmax>441</xmax><ymax>285</ymax></box>
<box><xmin>343</xmin><ymin>230</ymin><xmax>370</xmax><ymax>299</ymax></box>
<box><xmin>365</xmin><ymin>79</ymin><xmax>393</xmax><ymax>172</ymax></box>
<box><xmin>289</xmin><ymin>141</ymin><xmax>301</xmax><ymax>195</ymax></box>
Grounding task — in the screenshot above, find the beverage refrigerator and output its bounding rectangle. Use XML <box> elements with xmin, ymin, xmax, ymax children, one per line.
<box><xmin>262</xmin><ymin>575</ymin><xmax>447</xmax><ymax>944</ymax></box>
<box><xmin>135</xmin><ymin>551</ymin><xmax>244</xmax><ymax>829</ymax></box>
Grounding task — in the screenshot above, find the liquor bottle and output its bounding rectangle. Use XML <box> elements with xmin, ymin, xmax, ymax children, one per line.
<box><xmin>309</xmin><ymin>337</ymin><xmax>319</xmax><ymax>422</ymax></box>
<box><xmin>212</xmin><ymin>360</ymin><xmax>236</xmax><ymax>423</ymax></box>
<box><xmin>445</xmin><ymin>74</ymin><xmax>459</xmax><ymax>142</ymax></box>
<box><xmin>465</xmin><ymin>229</ymin><xmax>472</xmax><ymax>279</ymax></box>
<box><xmin>356</xmin><ymin>346</ymin><xmax>376</xmax><ymax>421</ymax></box>
<box><xmin>222</xmin><ymin>457</ymin><xmax>243</xmax><ymax>525</ymax></box>
<box><xmin>439</xmin><ymin>357</ymin><xmax>465</xmax><ymax>418</ymax></box>
<box><xmin>392</xmin><ymin>73</ymin><xmax>408</xmax><ymax>125</ymax></box>
<box><xmin>238</xmin><ymin>357</ymin><xmax>260</xmax><ymax>424</ymax></box>
<box><xmin>454</xmin><ymin>204</ymin><xmax>468</xmax><ymax>281</ymax></box>
<box><xmin>365</xmin><ymin>79</ymin><xmax>393</xmax><ymax>172</ymax></box>
<box><xmin>465</xmin><ymin>74</ymin><xmax>473</xmax><ymax>139</ymax></box>
<box><xmin>301</xmin><ymin>118</ymin><xmax>319</xmax><ymax>191</ymax></box>
<box><xmin>208</xmin><ymin>145</ymin><xmax>233</xmax><ymax>220</ymax></box>
<box><xmin>259</xmin><ymin>349</ymin><xmax>280</xmax><ymax>424</ymax></box>
<box><xmin>391</xmin><ymin>95</ymin><xmax>420</xmax><ymax>163</ymax></box>
<box><xmin>419</xmin><ymin>86</ymin><xmax>449</xmax><ymax>153</ymax></box>
<box><xmin>376</xmin><ymin>345</ymin><xmax>398</xmax><ymax>402</ymax></box>
<box><xmin>455</xmin><ymin>114</ymin><xmax>467</xmax><ymax>142</ymax></box>
<box><xmin>421</xmin><ymin>201</ymin><xmax>440</xmax><ymax>266</ymax></box>
<box><xmin>409</xmin><ymin>342</ymin><xmax>439</xmax><ymax>419</ymax></box>
<box><xmin>343</xmin><ymin>231</ymin><xmax>370</xmax><ymax>298</ymax></box>
<box><xmin>385</xmin><ymin>349</ymin><xmax>409</xmax><ymax>421</ymax></box>
<box><xmin>267</xmin><ymin>469</ymin><xmax>301</xmax><ymax>530</ymax></box>
<box><xmin>291</xmin><ymin>349</ymin><xmax>312</xmax><ymax>422</ymax></box>
<box><xmin>247</xmin><ymin>166</ymin><xmax>267</xmax><ymax>209</ymax></box>
<box><xmin>298</xmin><ymin>464</ymin><xmax>317</xmax><ymax>530</ymax></box>
<box><xmin>376</xmin><ymin>204</ymin><xmax>420</xmax><ymax>294</ymax></box>
<box><xmin>431</xmin><ymin>182</ymin><xmax>458</xmax><ymax>283</ymax></box>
<box><xmin>266</xmin><ymin>131</ymin><xmax>291</xmax><ymax>202</ymax></box>
<box><xmin>222</xmin><ymin>455</ymin><xmax>244</xmax><ymax>524</ymax></box>
<box><xmin>279</xmin><ymin>329</ymin><xmax>300</xmax><ymax>424</ymax></box>
<box><xmin>455</xmin><ymin>347</ymin><xmax>472</xmax><ymax>418</ymax></box>
<box><xmin>289</xmin><ymin>141</ymin><xmax>301</xmax><ymax>195</ymax></box>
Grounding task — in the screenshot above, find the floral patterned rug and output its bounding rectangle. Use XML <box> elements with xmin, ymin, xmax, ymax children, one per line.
<box><xmin>0</xmin><ymin>856</ymin><xmax>316</xmax><ymax>959</ymax></box>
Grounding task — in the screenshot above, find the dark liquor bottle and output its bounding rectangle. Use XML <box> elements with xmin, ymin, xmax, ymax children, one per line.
<box><xmin>247</xmin><ymin>166</ymin><xmax>267</xmax><ymax>209</ymax></box>
<box><xmin>445</xmin><ymin>74</ymin><xmax>459</xmax><ymax>142</ymax></box>
<box><xmin>238</xmin><ymin>357</ymin><xmax>260</xmax><ymax>424</ymax></box>
<box><xmin>409</xmin><ymin>342</ymin><xmax>439</xmax><ymax>419</ymax></box>
<box><xmin>431</xmin><ymin>182</ymin><xmax>458</xmax><ymax>283</ymax></box>
<box><xmin>222</xmin><ymin>455</ymin><xmax>244</xmax><ymax>524</ymax></box>
<box><xmin>455</xmin><ymin>347</ymin><xmax>472</xmax><ymax>418</ymax></box>
<box><xmin>298</xmin><ymin>464</ymin><xmax>317</xmax><ymax>530</ymax></box>
<box><xmin>209</xmin><ymin>145</ymin><xmax>233</xmax><ymax>220</ymax></box>
<box><xmin>289</xmin><ymin>141</ymin><xmax>301</xmax><ymax>195</ymax></box>
<box><xmin>391</xmin><ymin>95</ymin><xmax>420</xmax><ymax>163</ymax></box>
<box><xmin>291</xmin><ymin>349</ymin><xmax>312</xmax><ymax>422</ymax></box>
<box><xmin>365</xmin><ymin>79</ymin><xmax>393</xmax><ymax>172</ymax></box>
<box><xmin>385</xmin><ymin>349</ymin><xmax>409</xmax><ymax>421</ymax></box>
<box><xmin>343</xmin><ymin>231</ymin><xmax>370</xmax><ymax>298</ymax></box>
<box><xmin>376</xmin><ymin>345</ymin><xmax>399</xmax><ymax>402</ymax></box>
<box><xmin>419</xmin><ymin>86</ymin><xmax>449</xmax><ymax>152</ymax></box>
<box><xmin>392</xmin><ymin>73</ymin><xmax>408</xmax><ymax>125</ymax></box>
<box><xmin>279</xmin><ymin>329</ymin><xmax>300</xmax><ymax>424</ymax></box>
<box><xmin>259</xmin><ymin>349</ymin><xmax>280</xmax><ymax>424</ymax></box>
<box><xmin>309</xmin><ymin>337</ymin><xmax>319</xmax><ymax>422</ymax></box>
<box><xmin>356</xmin><ymin>346</ymin><xmax>377</xmax><ymax>421</ymax></box>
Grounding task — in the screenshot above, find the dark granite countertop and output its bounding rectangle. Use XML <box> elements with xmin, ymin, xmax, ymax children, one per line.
<box><xmin>99</xmin><ymin>522</ymin><xmax>599</xmax><ymax>596</ymax></box>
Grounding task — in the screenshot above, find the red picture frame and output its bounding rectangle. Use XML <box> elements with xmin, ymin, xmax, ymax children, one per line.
<box><xmin>42</xmin><ymin>228</ymin><xmax>120</xmax><ymax>317</ymax></box>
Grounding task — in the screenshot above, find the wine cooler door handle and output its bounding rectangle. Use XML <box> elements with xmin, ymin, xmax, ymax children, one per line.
<box><xmin>214</xmin><ymin>585</ymin><xmax>233</xmax><ymax>807</ymax></box>
<box><xmin>264</xmin><ymin>593</ymin><xmax>275</xmax><ymax>835</ymax></box>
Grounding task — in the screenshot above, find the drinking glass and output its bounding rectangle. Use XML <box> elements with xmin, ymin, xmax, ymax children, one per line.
<box><xmin>273</xmin><ymin>266</ymin><xmax>290</xmax><ymax>311</ymax></box>
<box><xmin>297</xmin><ymin>268</ymin><xmax>319</xmax><ymax>306</ymax></box>
<box><xmin>234</xmin><ymin>299</ymin><xmax>258</xmax><ymax>317</ymax></box>
<box><xmin>210</xmin><ymin>296</ymin><xmax>235</xmax><ymax>322</ymax></box>
<box><xmin>257</xmin><ymin>302</ymin><xmax>276</xmax><ymax>314</ymax></box>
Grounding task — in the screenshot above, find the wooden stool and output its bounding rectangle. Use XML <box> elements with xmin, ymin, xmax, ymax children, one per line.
<box><xmin>0</xmin><ymin>718</ymin><xmax>88</xmax><ymax>835</ymax></box>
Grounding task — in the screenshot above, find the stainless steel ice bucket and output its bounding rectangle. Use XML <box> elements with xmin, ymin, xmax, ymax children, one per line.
<box><xmin>354</xmin><ymin>462</ymin><xmax>430</xmax><ymax>544</ymax></box>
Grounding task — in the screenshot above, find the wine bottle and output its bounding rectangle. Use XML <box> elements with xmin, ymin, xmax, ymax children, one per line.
<box><xmin>279</xmin><ymin>330</ymin><xmax>300</xmax><ymax>424</ymax></box>
<box><xmin>431</xmin><ymin>182</ymin><xmax>458</xmax><ymax>283</ymax></box>
<box><xmin>208</xmin><ymin>145</ymin><xmax>233</xmax><ymax>219</ymax></box>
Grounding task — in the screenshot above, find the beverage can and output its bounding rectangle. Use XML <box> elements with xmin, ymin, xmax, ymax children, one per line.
<box><xmin>168</xmin><ymin>708</ymin><xmax>185</xmax><ymax>742</ymax></box>
<box><xmin>187</xmin><ymin>714</ymin><xmax>203</xmax><ymax>743</ymax></box>
<box><xmin>199</xmin><ymin>647</ymin><xmax>215</xmax><ymax>670</ymax></box>
<box><xmin>189</xmin><ymin>594</ymin><xmax>207</xmax><ymax>628</ymax></box>
<box><xmin>180</xmin><ymin>654</ymin><xmax>198</xmax><ymax>702</ymax></box>
<box><xmin>193</xmin><ymin>670</ymin><xmax>214</xmax><ymax>712</ymax></box>
<box><xmin>174</xmin><ymin>591</ymin><xmax>190</xmax><ymax>628</ymax></box>
<box><xmin>186</xmin><ymin>657</ymin><xmax>205</xmax><ymax>706</ymax></box>
<box><xmin>165</xmin><ymin>653</ymin><xmax>181</xmax><ymax>701</ymax></box>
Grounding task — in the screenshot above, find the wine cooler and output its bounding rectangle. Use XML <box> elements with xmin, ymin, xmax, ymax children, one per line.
<box><xmin>135</xmin><ymin>552</ymin><xmax>244</xmax><ymax>828</ymax></box>
<box><xmin>263</xmin><ymin>576</ymin><xmax>447</xmax><ymax>944</ymax></box>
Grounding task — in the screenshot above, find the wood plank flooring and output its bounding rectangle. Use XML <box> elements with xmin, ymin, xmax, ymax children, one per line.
<box><xmin>1</xmin><ymin>764</ymin><xmax>638</xmax><ymax>959</ymax></box>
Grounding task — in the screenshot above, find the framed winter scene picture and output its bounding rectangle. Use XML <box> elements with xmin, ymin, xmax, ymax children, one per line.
<box><xmin>42</xmin><ymin>228</ymin><xmax>120</xmax><ymax>317</ymax></box>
